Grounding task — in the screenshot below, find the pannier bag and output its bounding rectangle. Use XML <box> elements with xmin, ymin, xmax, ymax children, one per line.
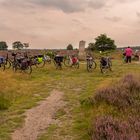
<box><xmin>37</xmin><ymin>57</ymin><xmax>43</xmax><ymax>63</ymax></box>
<box><xmin>54</xmin><ymin>56</ymin><xmax>63</xmax><ymax>63</ymax></box>
<box><xmin>101</xmin><ymin>57</ymin><xmax>107</xmax><ymax>66</ymax></box>
<box><xmin>0</xmin><ymin>56</ymin><xmax>5</xmax><ymax>64</ymax></box>
<box><xmin>21</xmin><ymin>59</ymin><xmax>28</xmax><ymax>70</ymax></box>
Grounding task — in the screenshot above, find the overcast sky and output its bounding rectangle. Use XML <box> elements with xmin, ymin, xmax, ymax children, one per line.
<box><xmin>0</xmin><ymin>0</ymin><xmax>140</xmax><ymax>49</ymax></box>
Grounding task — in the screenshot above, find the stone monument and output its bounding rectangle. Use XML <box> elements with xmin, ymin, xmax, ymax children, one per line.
<box><xmin>78</xmin><ymin>40</ymin><xmax>86</xmax><ymax>60</ymax></box>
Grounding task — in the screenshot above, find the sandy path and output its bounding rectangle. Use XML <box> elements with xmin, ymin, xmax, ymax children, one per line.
<box><xmin>12</xmin><ymin>90</ymin><xmax>65</xmax><ymax>140</ymax></box>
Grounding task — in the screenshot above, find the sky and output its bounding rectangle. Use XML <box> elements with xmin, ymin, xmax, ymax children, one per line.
<box><xmin>0</xmin><ymin>0</ymin><xmax>140</xmax><ymax>49</ymax></box>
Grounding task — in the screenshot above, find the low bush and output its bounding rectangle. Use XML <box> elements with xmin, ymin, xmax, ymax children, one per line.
<box><xmin>91</xmin><ymin>116</ymin><xmax>140</xmax><ymax>140</ymax></box>
<box><xmin>91</xmin><ymin>74</ymin><xmax>140</xmax><ymax>140</ymax></box>
<box><xmin>94</xmin><ymin>74</ymin><xmax>140</xmax><ymax>110</ymax></box>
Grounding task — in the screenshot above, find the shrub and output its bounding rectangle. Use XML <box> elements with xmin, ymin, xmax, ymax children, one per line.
<box><xmin>91</xmin><ymin>116</ymin><xmax>139</xmax><ymax>140</ymax></box>
<box><xmin>128</xmin><ymin>116</ymin><xmax>140</xmax><ymax>138</ymax></box>
<box><xmin>94</xmin><ymin>74</ymin><xmax>140</xmax><ymax>110</ymax></box>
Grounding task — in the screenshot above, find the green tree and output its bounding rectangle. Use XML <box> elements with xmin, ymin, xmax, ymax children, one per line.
<box><xmin>67</xmin><ymin>44</ymin><xmax>73</xmax><ymax>50</ymax></box>
<box><xmin>87</xmin><ymin>43</ymin><xmax>95</xmax><ymax>51</ymax></box>
<box><xmin>94</xmin><ymin>34</ymin><xmax>116</xmax><ymax>51</ymax></box>
<box><xmin>0</xmin><ymin>41</ymin><xmax>8</xmax><ymax>50</ymax></box>
<box><xmin>23</xmin><ymin>43</ymin><xmax>29</xmax><ymax>49</ymax></box>
<box><xmin>12</xmin><ymin>41</ymin><xmax>24</xmax><ymax>50</ymax></box>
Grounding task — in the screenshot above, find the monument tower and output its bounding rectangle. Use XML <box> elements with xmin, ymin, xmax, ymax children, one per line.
<box><xmin>79</xmin><ymin>40</ymin><xmax>86</xmax><ymax>60</ymax></box>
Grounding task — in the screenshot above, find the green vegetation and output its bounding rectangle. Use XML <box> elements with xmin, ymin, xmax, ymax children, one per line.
<box><xmin>88</xmin><ymin>34</ymin><xmax>117</xmax><ymax>51</ymax></box>
<box><xmin>12</xmin><ymin>41</ymin><xmax>29</xmax><ymax>50</ymax></box>
<box><xmin>0</xmin><ymin>53</ymin><xmax>140</xmax><ymax>140</ymax></box>
<box><xmin>67</xmin><ymin>44</ymin><xmax>74</xmax><ymax>50</ymax></box>
<box><xmin>0</xmin><ymin>41</ymin><xmax>8</xmax><ymax>50</ymax></box>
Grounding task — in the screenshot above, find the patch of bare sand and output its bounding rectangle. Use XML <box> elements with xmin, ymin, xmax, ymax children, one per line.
<box><xmin>12</xmin><ymin>90</ymin><xmax>65</xmax><ymax>140</ymax></box>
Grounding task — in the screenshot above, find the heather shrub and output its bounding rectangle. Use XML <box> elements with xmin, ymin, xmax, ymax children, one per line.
<box><xmin>128</xmin><ymin>116</ymin><xmax>140</xmax><ymax>138</ymax></box>
<box><xmin>122</xmin><ymin>74</ymin><xmax>140</xmax><ymax>93</ymax></box>
<box><xmin>94</xmin><ymin>74</ymin><xmax>140</xmax><ymax>110</ymax></box>
<box><xmin>91</xmin><ymin>116</ymin><xmax>139</xmax><ymax>140</ymax></box>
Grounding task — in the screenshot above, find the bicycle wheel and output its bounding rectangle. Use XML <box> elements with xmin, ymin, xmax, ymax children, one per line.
<box><xmin>0</xmin><ymin>63</ymin><xmax>5</xmax><ymax>71</ymax></box>
<box><xmin>47</xmin><ymin>59</ymin><xmax>51</xmax><ymax>64</ymax></box>
<box><xmin>100</xmin><ymin>64</ymin><xmax>107</xmax><ymax>74</ymax></box>
<box><xmin>100</xmin><ymin>64</ymin><xmax>112</xmax><ymax>73</ymax></box>
<box><xmin>87</xmin><ymin>61</ymin><xmax>96</xmax><ymax>72</ymax></box>
<box><xmin>12</xmin><ymin>62</ymin><xmax>19</xmax><ymax>72</ymax></box>
<box><xmin>64</xmin><ymin>58</ymin><xmax>71</xmax><ymax>67</ymax></box>
<box><xmin>4</xmin><ymin>60</ymin><xmax>11</xmax><ymax>69</ymax></box>
<box><xmin>74</xmin><ymin>62</ymin><xmax>79</xmax><ymax>69</ymax></box>
<box><xmin>108</xmin><ymin>59</ymin><xmax>112</xmax><ymax>66</ymax></box>
<box><xmin>23</xmin><ymin>66</ymin><xmax>32</xmax><ymax>74</ymax></box>
<box><xmin>56</xmin><ymin>62</ymin><xmax>62</xmax><ymax>70</ymax></box>
<box><xmin>87</xmin><ymin>61</ymin><xmax>93</xmax><ymax>72</ymax></box>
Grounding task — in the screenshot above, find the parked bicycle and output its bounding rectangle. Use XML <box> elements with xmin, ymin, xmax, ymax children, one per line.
<box><xmin>54</xmin><ymin>55</ymin><xmax>63</xmax><ymax>69</ymax></box>
<box><xmin>64</xmin><ymin>55</ymin><xmax>79</xmax><ymax>68</ymax></box>
<box><xmin>100</xmin><ymin>57</ymin><xmax>112</xmax><ymax>73</ymax></box>
<box><xmin>4</xmin><ymin>53</ymin><xmax>12</xmax><ymax>69</ymax></box>
<box><xmin>86</xmin><ymin>55</ymin><xmax>97</xmax><ymax>72</ymax></box>
<box><xmin>43</xmin><ymin>54</ymin><xmax>51</xmax><ymax>64</ymax></box>
<box><xmin>31</xmin><ymin>55</ymin><xmax>45</xmax><ymax>68</ymax></box>
<box><xmin>24</xmin><ymin>51</ymin><xmax>45</xmax><ymax>68</ymax></box>
<box><xmin>12</xmin><ymin>52</ymin><xmax>32</xmax><ymax>74</ymax></box>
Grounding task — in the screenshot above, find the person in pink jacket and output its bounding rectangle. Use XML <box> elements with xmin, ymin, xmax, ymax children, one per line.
<box><xmin>125</xmin><ymin>46</ymin><xmax>133</xmax><ymax>63</ymax></box>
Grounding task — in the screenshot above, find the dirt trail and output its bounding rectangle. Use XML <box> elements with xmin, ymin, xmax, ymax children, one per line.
<box><xmin>12</xmin><ymin>90</ymin><xmax>65</xmax><ymax>140</ymax></box>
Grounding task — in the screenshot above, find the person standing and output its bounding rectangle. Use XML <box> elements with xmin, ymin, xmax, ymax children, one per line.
<box><xmin>125</xmin><ymin>46</ymin><xmax>133</xmax><ymax>63</ymax></box>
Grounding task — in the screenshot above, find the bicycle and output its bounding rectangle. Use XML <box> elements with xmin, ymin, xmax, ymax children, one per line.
<box><xmin>64</xmin><ymin>55</ymin><xmax>79</xmax><ymax>68</ymax></box>
<box><xmin>12</xmin><ymin>52</ymin><xmax>32</xmax><ymax>74</ymax></box>
<box><xmin>64</xmin><ymin>55</ymin><xmax>71</xmax><ymax>67</ymax></box>
<box><xmin>54</xmin><ymin>55</ymin><xmax>63</xmax><ymax>69</ymax></box>
<box><xmin>86</xmin><ymin>57</ymin><xmax>97</xmax><ymax>72</ymax></box>
<box><xmin>24</xmin><ymin>52</ymin><xmax>46</xmax><ymax>68</ymax></box>
<box><xmin>100</xmin><ymin>57</ymin><xmax>112</xmax><ymax>73</ymax></box>
<box><xmin>4</xmin><ymin>53</ymin><xmax>12</xmax><ymax>69</ymax></box>
<box><xmin>43</xmin><ymin>54</ymin><xmax>51</xmax><ymax>64</ymax></box>
<box><xmin>31</xmin><ymin>55</ymin><xmax>45</xmax><ymax>68</ymax></box>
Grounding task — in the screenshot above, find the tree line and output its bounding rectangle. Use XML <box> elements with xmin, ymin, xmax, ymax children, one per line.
<box><xmin>66</xmin><ymin>34</ymin><xmax>116</xmax><ymax>51</ymax></box>
<box><xmin>0</xmin><ymin>34</ymin><xmax>117</xmax><ymax>51</ymax></box>
<box><xmin>0</xmin><ymin>41</ymin><xmax>29</xmax><ymax>50</ymax></box>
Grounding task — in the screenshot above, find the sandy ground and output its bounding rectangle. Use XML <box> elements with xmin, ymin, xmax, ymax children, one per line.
<box><xmin>12</xmin><ymin>90</ymin><xmax>65</xmax><ymax>140</ymax></box>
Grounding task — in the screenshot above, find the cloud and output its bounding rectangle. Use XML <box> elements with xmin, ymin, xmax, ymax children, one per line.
<box><xmin>88</xmin><ymin>0</ymin><xmax>106</xmax><ymax>9</ymax></box>
<box><xmin>31</xmin><ymin>0</ymin><xmax>109</xmax><ymax>12</ymax></box>
<box><xmin>105</xmin><ymin>16</ymin><xmax>122</xmax><ymax>22</ymax></box>
<box><xmin>0</xmin><ymin>0</ymin><xmax>109</xmax><ymax>13</ymax></box>
<box><xmin>1</xmin><ymin>0</ymin><xmax>140</xmax><ymax>48</ymax></box>
<box><xmin>31</xmin><ymin>0</ymin><xmax>86</xmax><ymax>13</ymax></box>
<box><xmin>136</xmin><ymin>12</ymin><xmax>140</xmax><ymax>18</ymax></box>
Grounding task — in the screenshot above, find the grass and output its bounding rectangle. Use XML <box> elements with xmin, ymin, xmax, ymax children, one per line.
<box><xmin>0</xmin><ymin>58</ymin><xmax>140</xmax><ymax>140</ymax></box>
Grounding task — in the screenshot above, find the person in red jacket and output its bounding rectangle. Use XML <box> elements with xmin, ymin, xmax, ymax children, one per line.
<box><xmin>125</xmin><ymin>46</ymin><xmax>133</xmax><ymax>63</ymax></box>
